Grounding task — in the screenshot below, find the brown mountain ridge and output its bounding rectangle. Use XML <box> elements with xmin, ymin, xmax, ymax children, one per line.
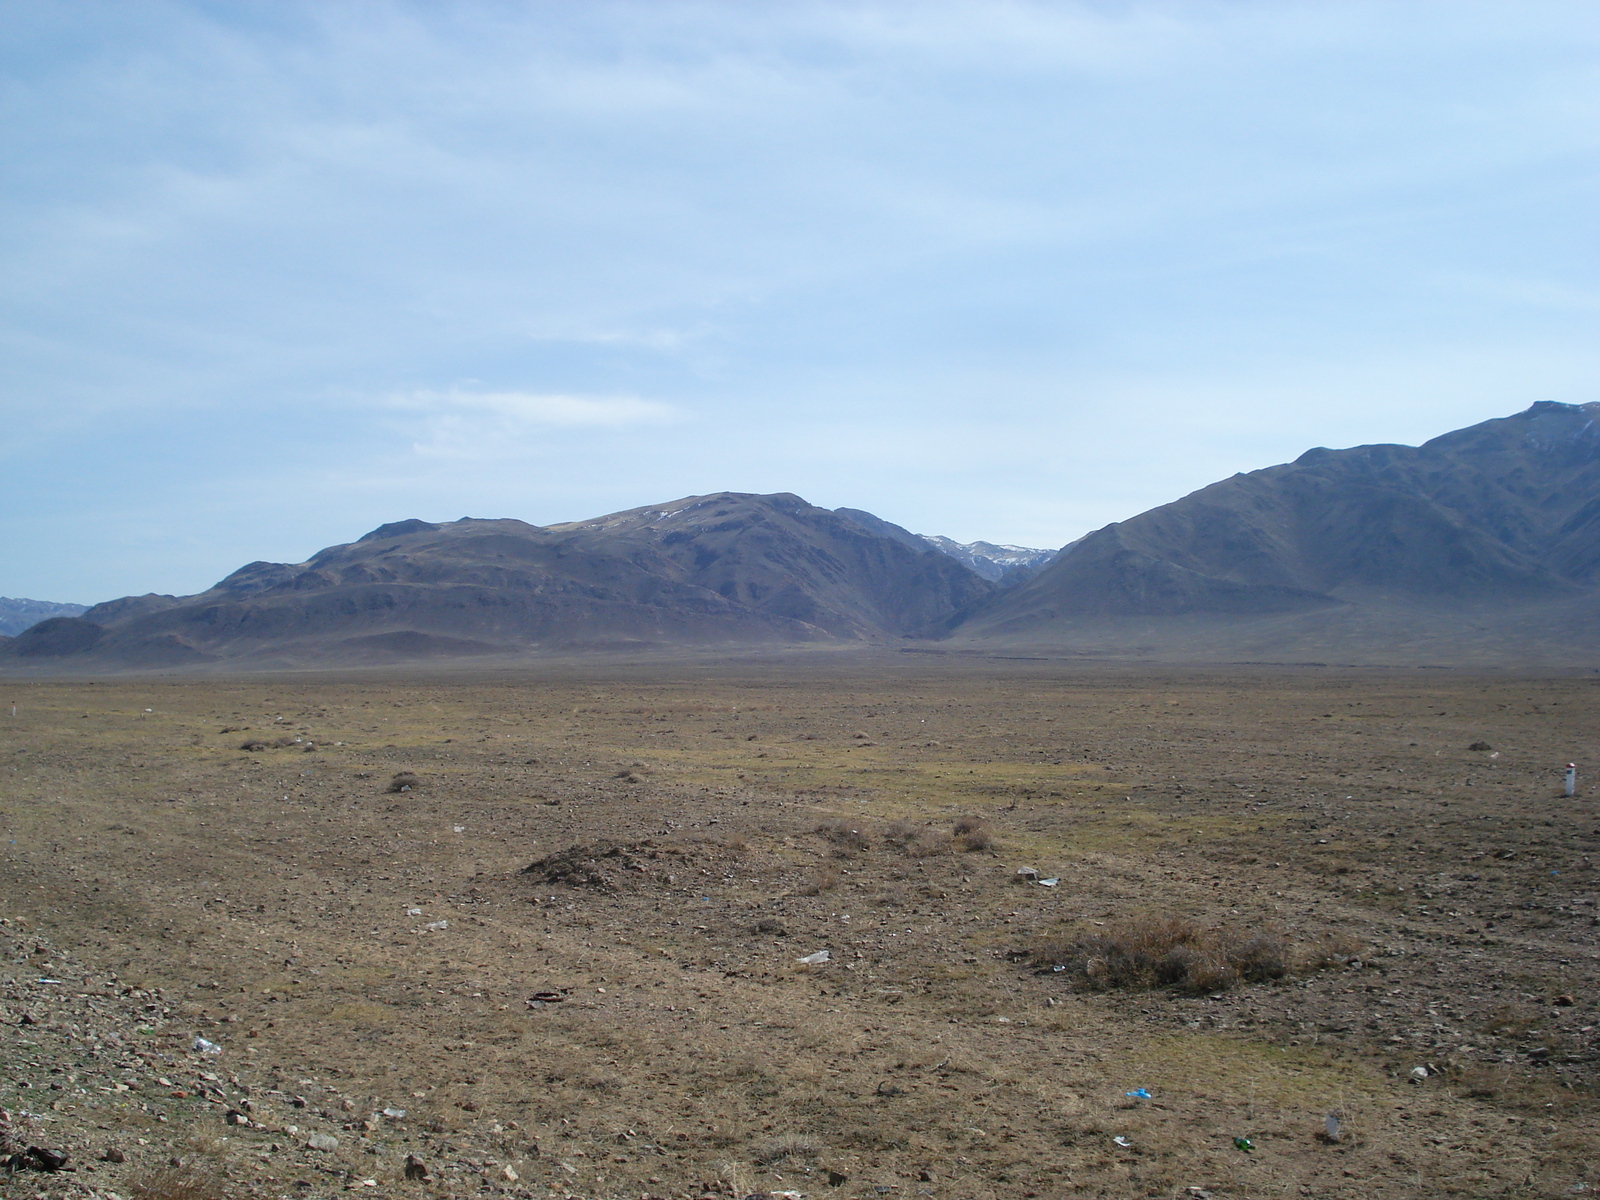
<box><xmin>1</xmin><ymin>493</ymin><xmax>994</xmax><ymax>668</ymax></box>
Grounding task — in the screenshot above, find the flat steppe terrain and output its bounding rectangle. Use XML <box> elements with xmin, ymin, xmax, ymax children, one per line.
<box><xmin>2</xmin><ymin>651</ymin><xmax>1597</xmax><ymax>1199</ymax></box>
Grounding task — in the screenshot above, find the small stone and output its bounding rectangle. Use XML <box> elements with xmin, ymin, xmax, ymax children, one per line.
<box><xmin>827</xmin><ymin>1170</ymin><xmax>850</xmax><ymax>1187</ymax></box>
<box><xmin>404</xmin><ymin>1154</ymin><xmax>430</xmax><ymax>1181</ymax></box>
<box><xmin>502</xmin><ymin>1166</ymin><xmax>518</xmax><ymax>1182</ymax></box>
<box><xmin>1554</xmin><ymin>994</ymin><xmax>1576</xmax><ymax>1007</ymax></box>
<box><xmin>103</xmin><ymin>1148</ymin><xmax>126</xmax><ymax>1164</ymax></box>
<box><xmin>306</xmin><ymin>1133</ymin><xmax>339</xmax><ymax>1152</ymax></box>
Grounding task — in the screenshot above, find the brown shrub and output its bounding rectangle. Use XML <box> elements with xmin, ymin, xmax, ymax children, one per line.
<box><xmin>882</xmin><ymin>819</ymin><xmax>919</xmax><ymax>846</ymax></box>
<box><xmin>817</xmin><ymin>819</ymin><xmax>872</xmax><ymax>858</ymax></box>
<box><xmin>1296</xmin><ymin>931</ymin><xmax>1365</xmax><ymax>972</ymax></box>
<box><xmin>129</xmin><ymin>1164</ymin><xmax>228</xmax><ymax>1200</ymax></box>
<box><xmin>798</xmin><ymin>866</ymin><xmax>840</xmax><ymax>896</ymax></box>
<box><xmin>1034</xmin><ymin>914</ymin><xmax>1290</xmax><ymax>994</ymax></box>
<box><xmin>953</xmin><ymin>817</ymin><xmax>993</xmax><ymax>852</ymax></box>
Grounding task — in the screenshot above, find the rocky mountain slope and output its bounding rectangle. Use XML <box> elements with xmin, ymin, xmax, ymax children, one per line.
<box><xmin>953</xmin><ymin>401</ymin><xmax>1600</xmax><ymax>660</ymax></box>
<box><xmin>0</xmin><ymin>597</ymin><xmax>87</xmax><ymax>637</ymax></box>
<box><xmin>1</xmin><ymin>493</ymin><xmax>993</xmax><ymax>667</ymax></box>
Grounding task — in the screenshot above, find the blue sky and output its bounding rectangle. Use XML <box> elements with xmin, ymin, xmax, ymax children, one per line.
<box><xmin>2</xmin><ymin>0</ymin><xmax>1596</xmax><ymax>603</ymax></box>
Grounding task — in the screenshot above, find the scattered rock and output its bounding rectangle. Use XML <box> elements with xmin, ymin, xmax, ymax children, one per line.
<box><xmin>24</xmin><ymin>1147</ymin><xmax>66</xmax><ymax>1172</ymax></box>
<box><xmin>404</xmin><ymin>1154</ymin><xmax>430</xmax><ymax>1181</ymax></box>
<box><xmin>306</xmin><ymin>1132</ymin><xmax>339</xmax><ymax>1152</ymax></box>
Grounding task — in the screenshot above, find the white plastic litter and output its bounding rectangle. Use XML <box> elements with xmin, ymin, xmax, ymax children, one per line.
<box><xmin>1112</xmin><ymin>1136</ymin><xmax>1133</xmax><ymax>1148</ymax></box>
<box><xmin>797</xmin><ymin>950</ymin><xmax>831</xmax><ymax>965</ymax></box>
<box><xmin>192</xmin><ymin>1037</ymin><xmax>222</xmax><ymax>1055</ymax></box>
<box><xmin>1038</xmin><ymin>877</ymin><xmax>1060</xmax><ymax>887</ymax></box>
<box><xmin>422</xmin><ymin>920</ymin><xmax>448</xmax><ymax>931</ymax></box>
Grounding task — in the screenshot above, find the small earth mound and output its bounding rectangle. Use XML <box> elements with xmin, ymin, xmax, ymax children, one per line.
<box><xmin>521</xmin><ymin>839</ymin><xmax>709</xmax><ymax>892</ymax></box>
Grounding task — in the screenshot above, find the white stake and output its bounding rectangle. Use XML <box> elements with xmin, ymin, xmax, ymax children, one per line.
<box><xmin>1564</xmin><ymin>763</ymin><xmax>1577</xmax><ymax>798</ymax></box>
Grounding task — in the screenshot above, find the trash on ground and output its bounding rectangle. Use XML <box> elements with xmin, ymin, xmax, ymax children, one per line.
<box><xmin>1324</xmin><ymin>1114</ymin><xmax>1343</xmax><ymax>1142</ymax></box>
<box><xmin>1233</xmin><ymin>1136</ymin><xmax>1254</xmax><ymax>1152</ymax></box>
<box><xmin>1014</xmin><ymin>867</ymin><xmax>1040</xmax><ymax>881</ymax></box>
<box><xmin>1112</xmin><ymin>1135</ymin><xmax>1133</xmax><ymax>1148</ymax></box>
<box><xmin>1125</xmin><ymin>1088</ymin><xmax>1151</xmax><ymax>1099</ymax></box>
<box><xmin>421</xmin><ymin>920</ymin><xmax>448</xmax><ymax>931</ymax></box>
<box><xmin>192</xmin><ymin>1037</ymin><xmax>221</xmax><ymax>1055</ymax></box>
<box><xmin>1038</xmin><ymin>877</ymin><xmax>1060</xmax><ymax>887</ymax></box>
<box><xmin>382</xmin><ymin>1107</ymin><xmax>407</xmax><ymax>1120</ymax></box>
<box><xmin>798</xmin><ymin>950</ymin><xmax>831</xmax><ymax>965</ymax></box>
<box><xmin>1409</xmin><ymin>1065</ymin><xmax>1429</xmax><ymax>1081</ymax></box>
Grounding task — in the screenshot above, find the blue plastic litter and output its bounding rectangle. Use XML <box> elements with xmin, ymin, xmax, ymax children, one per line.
<box><xmin>1125</xmin><ymin>1088</ymin><xmax>1151</xmax><ymax>1099</ymax></box>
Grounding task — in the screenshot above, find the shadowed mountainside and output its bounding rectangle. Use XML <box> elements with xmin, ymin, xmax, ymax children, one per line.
<box><xmin>952</xmin><ymin>401</ymin><xmax>1600</xmax><ymax>661</ymax></box>
<box><xmin>2</xmin><ymin>493</ymin><xmax>993</xmax><ymax>667</ymax></box>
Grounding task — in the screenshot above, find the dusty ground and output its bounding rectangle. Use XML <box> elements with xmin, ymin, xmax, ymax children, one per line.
<box><xmin>1</xmin><ymin>651</ymin><xmax>1597</xmax><ymax>1200</ymax></box>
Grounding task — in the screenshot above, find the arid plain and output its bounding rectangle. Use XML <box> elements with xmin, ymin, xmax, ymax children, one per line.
<box><xmin>2</xmin><ymin>652</ymin><xmax>1598</xmax><ymax>1200</ymax></box>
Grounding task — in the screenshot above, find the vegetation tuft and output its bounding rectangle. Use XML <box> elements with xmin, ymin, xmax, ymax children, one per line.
<box><xmin>1032</xmin><ymin>914</ymin><xmax>1291</xmax><ymax>993</ymax></box>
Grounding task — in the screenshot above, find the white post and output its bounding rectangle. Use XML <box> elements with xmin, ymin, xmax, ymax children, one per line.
<box><xmin>1564</xmin><ymin>763</ymin><xmax>1577</xmax><ymax>798</ymax></box>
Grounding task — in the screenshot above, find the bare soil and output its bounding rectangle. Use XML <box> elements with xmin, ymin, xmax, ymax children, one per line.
<box><xmin>1</xmin><ymin>653</ymin><xmax>1597</xmax><ymax>1199</ymax></box>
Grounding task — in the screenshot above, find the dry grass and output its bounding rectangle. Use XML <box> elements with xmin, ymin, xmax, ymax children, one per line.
<box><xmin>128</xmin><ymin>1163</ymin><xmax>228</xmax><ymax>1200</ymax></box>
<box><xmin>817</xmin><ymin>819</ymin><xmax>871</xmax><ymax>857</ymax></box>
<box><xmin>753</xmin><ymin>1132</ymin><xmax>822</xmax><ymax>1164</ymax></box>
<box><xmin>953</xmin><ymin>816</ymin><xmax>993</xmax><ymax>852</ymax></box>
<box><xmin>1034</xmin><ymin>914</ymin><xmax>1290</xmax><ymax>993</ymax></box>
<box><xmin>798</xmin><ymin>865</ymin><xmax>840</xmax><ymax>895</ymax></box>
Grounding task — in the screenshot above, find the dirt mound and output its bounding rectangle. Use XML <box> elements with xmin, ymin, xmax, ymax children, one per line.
<box><xmin>520</xmin><ymin>838</ymin><xmax>712</xmax><ymax>891</ymax></box>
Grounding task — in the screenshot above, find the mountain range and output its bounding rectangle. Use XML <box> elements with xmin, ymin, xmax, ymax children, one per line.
<box><xmin>0</xmin><ymin>597</ymin><xmax>87</xmax><ymax>638</ymax></box>
<box><xmin>5</xmin><ymin>401</ymin><xmax>1597</xmax><ymax>669</ymax></box>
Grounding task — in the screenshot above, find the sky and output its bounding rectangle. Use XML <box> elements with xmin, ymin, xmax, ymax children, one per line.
<box><xmin>2</xmin><ymin>0</ymin><xmax>1596</xmax><ymax>604</ymax></box>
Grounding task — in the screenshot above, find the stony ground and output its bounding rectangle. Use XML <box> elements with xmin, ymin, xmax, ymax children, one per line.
<box><xmin>0</xmin><ymin>651</ymin><xmax>1597</xmax><ymax>1200</ymax></box>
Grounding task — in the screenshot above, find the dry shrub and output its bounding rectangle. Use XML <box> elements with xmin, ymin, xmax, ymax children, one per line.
<box><xmin>816</xmin><ymin>820</ymin><xmax>871</xmax><ymax>854</ymax></box>
<box><xmin>798</xmin><ymin>866</ymin><xmax>839</xmax><ymax>896</ymax></box>
<box><xmin>1482</xmin><ymin>1003</ymin><xmax>1543</xmax><ymax>1035</ymax></box>
<box><xmin>882</xmin><ymin>819</ymin><xmax>918</xmax><ymax>846</ymax></box>
<box><xmin>386</xmin><ymin>771</ymin><xmax>420</xmax><ymax>793</ymax></box>
<box><xmin>1296</xmin><ymin>931</ymin><xmax>1364</xmax><ymax>972</ymax></box>
<box><xmin>754</xmin><ymin>1132</ymin><xmax>821</xmax><ymax>1165</ymax></box>
<box><xmin>953</xmin><ymin>817</ymin><xmax>993</xmax><ymax>852</ymax></box>
<box><xmin>884</xmin><ymin>819</ymin><xmax>950</xmax><ymax>857</ymax></box>
<box><xmin>1035</xmin><ymin>914</ymin><xmax>1289</xmax><ymax>994</ymax></box>
<box><xmin>129</xmin><ymin>1163</ymin><xmax>228</xmax><ymax>1200</ymax></box>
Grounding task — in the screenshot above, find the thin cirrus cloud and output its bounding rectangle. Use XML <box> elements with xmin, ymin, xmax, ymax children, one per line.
<box><xmin>390</xmin><ymin>389</ymin><xmax>682</xmax><ymax>459</ymax></box>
